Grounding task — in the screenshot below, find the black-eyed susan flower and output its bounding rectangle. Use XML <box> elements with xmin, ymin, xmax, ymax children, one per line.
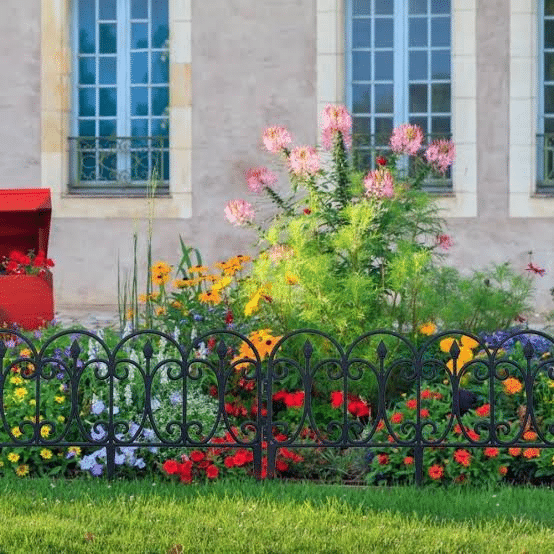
<box><xmin>199</xmin><ymin>290</ymin><xmax>222</xmax><ymax>305</ymax></box>
<box><xmin>188</xmin><ymin>265</ymin><xmax>208</xmax><ymax>274</ymax></box>
<box><xmin>151</xmin><ymin>261</ymin><xmax>172</xmax><ymax>274</ymax></box>
<box><xmin>7</xmin><ymin>452</ymin><xmax>19</xmax><ymax>463</ymax></box>
<box><xmin>418</xmin><ymin>322</ymin><xmax>437</xmax><ymax>336</ymax></box>
<box><xmin>15</xmin><ymin>464</ymin><xmax>29</xmax><ymax>476</ymax></box>
<box><xmin>152</xmin><ymin>272</ymin><xmax>170</xmax><ymax>286</ymax></box>
<box><xmin>285</xmin><ymin>272</ymin><xmax>299</xmax><ymax>285</ymax></box>
<box><xmin>40</xmin><ymin>448</ymin><xmax>53</xmax><ymax>460</ymax></box>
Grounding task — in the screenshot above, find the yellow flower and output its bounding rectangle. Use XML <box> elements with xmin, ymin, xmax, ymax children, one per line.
<box><xmin>7</xmin><ymin>452</ymin><xmax>20</xmax><ymax>463</ymax></box>
<box><xmin>244</xmin><ymin>291</ymin><xmax>262</xmax><ymax>316</ymax></box>
<box><xmin>418</xmin><ymin>322</ymin><xmax>437</xmax><ymax>336</ymax></box>
<box><xmin>170</xmin><ymin>300</ymin><xmax>183</xmax><ymax>309</ymax></box>
<box><xmin>15</xmin><ymin>464</ymin><xmax>29</xmax><ymax>477</ymax></box>
<box><xmin>11</xmin><ymin>427</ymin><xmax>22</xmax><ymax>438</ymax></box>
<box><xmin>155</xmin><ymin>306</ymin><xmax>166</xmax><ymax>316</ymax></box>
<box><xmin>202</xmin><ymin>274</ymin><xmax>219</xmax><ymax>283</ymax></box>
<box><xmin>10</xmin><ymin>376</ymin><xmax>23</xmax><ymax>385</ymax></box>
<box><xmin>173</xmin><ymin>278</ymin><xmax>198</xmax><ymax>288</ymax></box>
<box><xmin>14</xmin><ymin>388</ymin><xmax>27</xmax><ymax>400</ymax></box>
<box><xmin>126</xmin><ymin>309</ymin><xmax>134</xmax><ymax>320</ymax></box>
<box><xmin>138</xmin><ymin>294</ymin><xmax>148</xmax><ymax>303</ymax></box>
<box><xmin>285</xmin><ymin>273</ymin><xmax>299</xmax><ymax>285</ymax></box>
<box><xmin>40</xmin><ymin>426</ymin><xmax>51</xmax><ymax>438</ymax></box>
<box><xmin>57</xmin><ymin>415</ymin><xmax>65</xmax><ymax>423</ymax></box>
<box><xmin>503</xmin><ymin>377</ymin><xmax>523</xmax><ymax>395</ymax></box>
<box><xmin>234</xmin><ymin>254</ymin><xmax>251</xmax><ymax>263</ymax></box>
<box><xmin>232</xmin><ymin>329</ymin><xmax>282</xmax><ymax>370</ymax></box>
<box><xmin>40</xmin><ymin>449</ymin><xmax>53</xmax><ymax>460</ymax></box>
<box><xmin>212</xmin><ymin>276</ymin><xmax>232</xmax><ymax>291</ymax></box>
<box><xmin>68</xmin><ymin>446</ymin><xmax>81</xmax><ymax>457</ymax></box>
<box><xmin>29</xmin><ymin>398</ymin><xmax>36</xmax><ymax>406</ymax></box>
<box><xmin>151</xmin><ymin>261</ymin><xmax>172</xmax><ymax>275</ymax></box>
<box><xmin>198</xmin><ymin>290</ymin><xmax>222</xmax><ymax>305</ymax></box>
<box><xmin>19</xmin><ymin>348</ymin><xmax>32</xmax><ymax>358</ymax></box>
<box><xmin>460</xmin><ymin>335</ymin><xmax>479</xmax><ymax>350</ymax></box>
<box><xmin>54</xmin><ymin>396</ymin><xmax>65</xmax><ymax>404</ymax></box>
<box><xmin>446</xmin><ymin>347</ymin><xmax>473</xmax><ymax>373</ymax></box>
<box><xmin>188</xmin><ymin>265</ymin><xmax>208</xmax><ymax>274</ymax></box>
<box><xmin>152</xmin><ymin>272</ymin><xmax>170</xmax><ymax>286</ymax></box>
<box><xmin>439</xmin><ymin>337</ymin><xmax>456</xmax><ymax>353</ymax></box>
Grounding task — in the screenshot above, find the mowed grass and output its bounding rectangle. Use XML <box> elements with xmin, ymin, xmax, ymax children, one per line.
<box><xmin>1</xmin><ymin>477</ymin><xmax>554</xmax><ymax>553</ymax></box>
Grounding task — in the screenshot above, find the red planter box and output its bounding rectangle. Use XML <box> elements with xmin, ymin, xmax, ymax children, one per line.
<box><xmin>0</xmin><ymin>189</ymin><xmax>54</xmax><ymax>330</ymax></box>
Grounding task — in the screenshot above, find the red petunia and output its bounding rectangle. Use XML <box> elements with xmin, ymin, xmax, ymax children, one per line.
<box><xmin>419</xmin><ymin>409</ymin><xmax>430</xmax><ymax>418</ymax></box>
<box><xmin>162</xmin><ymin>459</ymin><xmax>180</xmax><ymax>475</ymax></box>
<box><xmin>348</xmin><ymin>399</ymin><xmax>370</xmax><ymax>418</ymax></box>
<box><xmin>276</xmin><ymin>459</ymin><xmax>289</xmax><ymax>472</ymax></box>
<box><xmin>330</xmin><ymin>390</ymin><xmax>343</xmax><ymax>409</ymax></box>
<box><xmin>272</xmin><ymin>390</ymin><xmax>288</xmax><ymax>402</ymax></box>
<box><xmin>420</xmin><ymin>389</ymin><xmax>432</xmax><ymax>400</ymax></box>
<box><xmin>224</xmin><ymin>456</ymin><xmax>236</xmax><ymax>468</ymax></box>
<box><xmin>205</xmin><ymin>465</ymin><xmax>219</xmax><ymax>479</ymax></box>
<box><xmin>190</xmin><ymin>450</ymin><xmax>205</xmax><ymax>463</ymax></box>
<box><xmin>404</xmin><ymin>456</ymin><xmax>414</xmax><ymax>465</ymax></box>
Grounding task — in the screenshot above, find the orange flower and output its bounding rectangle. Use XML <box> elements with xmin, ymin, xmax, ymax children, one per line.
<box><xmin>499</xmin><ymin>466</ymin><xmax>508</xmax><ymax>476</ymax></box>
<box><xmin>390</xmin><ymin>412</ymin><xmax>403</xmax><ymax>424</ymax></box>
<box><xmin>453</xmin><ymin>449</ymin><xmax>472</xmax><ymax>467</ymax></box>
<box><xmin>406</xmin><ymin>399</ymin><xmax>417</xmax><ymax>409</ymax></box>
<box><xmin>428</xmin><ymin>465</ymin><xmax>444</xmax><ymax>480</ymax></box>
<box><xmin>377</xmin><ymin>454</ymin><xmax>389</xmax><ymax>465</ymax></box>
<box><xmin>523</xmin><ymin>430</ymin><xmax>537</xmax><ymax>441</ymax></box>
<box><xmin>523</xmin><ymin>448</ymin><xmax>540</xmax><ymax>459</ymax></box>
<box><xmin>404</xmin><ymin>456</ymin><xmax>414</xmax><ymax>465</ymax></box>
<box><xmin>198</xmin><ymin>290</ymin><xmax>222</xmax><ymax>305</ymax></box>
<box><xmin>475</xmin><ymin>404</ymin><xmax>490</xmax><ymax>417</ymax></box>
<box><xmin>503</xmin><ymin>377</ymin><xmax>523</xmax><ymax>395</ymax></box>
<box><xmin>484</xmin><ymin>447</ymin><xmax>499</xmax><ymax>458</ymax></box>
<box><xmin>508</xmin><ymin>447</ymin><xmax>521</xmax><ymax>457</ymax></box>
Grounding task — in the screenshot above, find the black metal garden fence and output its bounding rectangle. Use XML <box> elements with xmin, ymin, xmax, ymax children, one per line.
<box><xmin>1</xmin><ymin>326</ymin><xmax>554</xmax><ymax>485</ymax></box>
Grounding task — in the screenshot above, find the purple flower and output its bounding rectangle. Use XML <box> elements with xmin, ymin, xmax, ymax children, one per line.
<box><xmin>170</xmin><ymin>392</ymin><xmax>182</xmax><ymax>406</ymax></box>
<box><xmin>91</xmin><ymin>427</ymin><xmax>107</xmax><ymax>441</ymax></box>
<box><xmin>79</xmin><ymin>455</ymin><xmax>95</xmax><ymax>470</ymax></box>
<box><xmin>134</xmin><ymin>458</ymin><xmax>146</xmax><ymax>469</ymax></box>
<box><xmin>91</xmin><ymin>401</ymin><xmax>105</xmax><ymax>415</ymax></box>
<box><xmin>90</xmin><ymin>463</ymin><xmax>103</xmax><ymax>476</ymax></box>
<box><xmin>114</xmin><ymin>453</ymin><xmax>125</xmax><ymax>465</ymax></box>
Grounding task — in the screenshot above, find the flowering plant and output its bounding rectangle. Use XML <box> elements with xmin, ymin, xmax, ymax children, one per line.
<box><xmin>0</xmin><ymin>249</ymin><xmax>54</xmax><ymax>278</ymax></box>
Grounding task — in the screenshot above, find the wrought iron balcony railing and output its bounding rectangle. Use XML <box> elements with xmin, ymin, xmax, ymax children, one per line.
<box><xmin>68</xmin><ymin>136</ymin><xmax>170</xmax><ymax>196</ymax></box>
<box><xmin>536</xmin><ymin>134</ymin><xmax>554</xmax><ymax>191</ymax></box>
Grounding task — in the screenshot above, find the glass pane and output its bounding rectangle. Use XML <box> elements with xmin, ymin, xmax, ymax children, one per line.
<box><xmin>131</xmin><ymin>52</ymin><xmax>149</xmax><ymax>84</ymax></box>
<box><xmin>432</xmin><ymin>50</ymin><xmax>450</xmax><ymax>79</ymax></box>
<box><xmin>80</xmin><ymin>151</ymin><xmax>97</xmax><ymax>181</ymax></box>
<box><xmin>409</xmin><ymin>51</ymin><xmax>428</xmax><ymax>80</ymax></box>
<box><xmin>163</xmin><ymin>151</ymin><xmax>169</xmax><ymax>181</ymax></box>
<box><xmin>374</xmin><ymin>84</ymin><xmax>393</xmax><ymax>113</ymax></box>
<box><xmin>79</xmin><ymin>119</ymin><xmax>96</xmax><ymax>136</ymax></box>
<box><xmin>352</xmin><ymin>117</ymin><xmax>371</xmax><ymax>142</ymax></box>
<box><xmin>132</xmin><ymin>23</ymin><xmax>149</xmax><ymax>49</ymax></box>
<box><xmin>546</xmin><ymin>21</ymin><xmax>554</xmax><ymax>49</ymax></box>
<box><xmin>131</xmin><ymin>88</ymin><xmax>149</xmax><ymax>116</ymax></box>
<box><xmin>409</xmin><ymin>0</ymin><xmax>427</xmax><ymax>15</ymax></box>
<box><xmin>352</xmin><ymin>52</ymin><xmax>372</xmax><ymax>81</ymax></box>
<box><xmin>152</xmin><ymin>119</ymin><xmax>169</xmax><ymax>148</ymax></box>
<box><xmin>409</xmin><ymin>18</ymin><xmax>427</xmax><ymax>47</ymax></box>
<box><xmin>352</xmin><ymin>19</ymin><xmax>371</xmax><ymax>48</ymax></box>
<box><xmin>432</xmin><ymin>0</ymin><xmax>450</xmax><ymax>14</ymax></box>
<box><xmin>132</xmin><ymin>0</ymin><xmax>148</xmax><ymax>19</ymax></box>
<box><xmin>152</xmin><ymin>0</ymin><xmax>169</xmax><ymax>48</ymax></box>
<box><xmin>545</xmin><ymin>118</ymin><xmax>554</xmax><ymax>132</ymax></box>
<box><xmin>409</xmin><ymin>116</ymin><xmax>428</xmax><ymax>134</ymax></box>
<box><xmin>99</xmin><ymin>23</ymin><xmax>117</xmax><ymax>54</ymax></box>
<box><xmin>545</xmin><ymin>86</ymin><xmax>554</xmax><ymax>114</ymax></box>
<box><xmin>352</xmin><ymin>0</ymin><xmax>371</xmax><ymax>16</ymax></box>
<box><xmin>99</xmin><ymin>0</ymin><xmax>116</xmax><ymax>20</ymax></box>
<box><xmin>375</xmin><ymin>118</ymin><xmax>393</xmax><ymax>144</ymax></box>
<box><xmin>132</xmin><ymin>118</ymin><xmax>149</xmax><ymax>137</ymax></box>
<box><xmin>374</xmin><ymin>19</ymin><xmax>393</xmax><ymax>48</ymax></box>
<box><xmin>99</xmin><ymin>119</ymin><xmax>116</xmax><ymax>137</ymax></box>
<box><xmin>99</xmin><ymin>57</ymin><xmax>116</xmax><ymax>84</ymax></box>
<box><xmin>352</xmin><ymin>85</ymin><xmax>371</xmax><ymax>113</ymax></box>
<box><xmin>152</xmin><ymin>87</ymin><xmax>169</xmax><ymax>116</ymax></box>
<box><xmin>375</xmin><ymin>51</ymin><xmax>393</xmax><ymax>80</ymax></box>
<box><xmin>409</xmin><ymin>84</ymin><xmax>428</xmax><ymax>113</ymax></box>
<box><xmin>98</xmin><ymin>153</ymin><xmax>117</xmax><ymax>180</ymax></box>
<box><xmin>375</xmin><ymin>0</ymin><xmax>393</xmax><ymax>15</ymax></box>
<box><xmin>131</xmin><ymin>151</ymin><xmax>149</xmax><ymax>180</ymax></box>
<box><xmin>546</xmin><ymin>53</ymin><xmax>554</xmax><ymax>82</ymax></box>
<box><xmin>99</xmin><ymin>88</ymin><xmax>117</xmax><ymax>116</ymax></box>
<box><xmin>79</xmin><ymin>57</ymin><xmax>95</xmax><ymax>84</ymax></box>
<box><xmin>431</xmin><ymin>18</ymin><xmax>450</xmax><ymax>47</ymax></box>
<box><xmin>79</xmin><ymin>0</ymin><xmax>95</xmax><ymax>54</ymax></box>
<box><xmin>546</xmin><ymin>0</ymin><xmax>554</xmax><ymax>16</ymax></box>
<box><xmin>151</xmin><ymin>150</ymin><xmax>166</xmax><ymax>180</ymax></box>
<box><xmin>432</xmin><ymin>83</ymin><xmax>450</xmax><ymax>112</ymax></box>
<box><xmin>152</xmin><ymin>52</ymin><xmax>169</xmax><ymax>83</ymax></box>
<box><xmin>431</xmin><ymin>116</ymin><xmax>450</xmax><ymax>135</ymax></box>
<box><xmin>79</xmin><ymin>88</ymin><xmax>96</xmax><ymax>117</ymax></box>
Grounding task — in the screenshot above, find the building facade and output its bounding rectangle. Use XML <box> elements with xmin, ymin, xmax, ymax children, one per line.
<box><xmin>2</xmin><ymin>0</ymin><xmax>554</xmax><ymax>320</ymax></box>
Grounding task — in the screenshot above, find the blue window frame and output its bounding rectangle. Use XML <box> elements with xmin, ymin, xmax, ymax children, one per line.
<box><xmin>346</xmin><ymin>0</ymin><xmax>451</xmax><ymax>185</ymax></box>
<box><xmin>539</xmin><ymin>0</ymin><xmax>554</xmax><ymax>189</ymax></box>
<box><xmin>70</xmin><ymin>0</ymin><xmax>169</xmax><ymax>195</ymax></box>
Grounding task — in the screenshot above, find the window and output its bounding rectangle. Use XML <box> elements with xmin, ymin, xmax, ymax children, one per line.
<box><xmin>346</xmin><ymin>0</ymin><xmax>452</xmax><ymax>186</ymax></box>
<box><xmin>70</xmin><ymin>0</ymin><xmax>169</xmax><ymax>195</ymax></box>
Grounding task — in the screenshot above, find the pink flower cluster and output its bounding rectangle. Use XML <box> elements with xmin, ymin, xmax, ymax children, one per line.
<box><xmin>321</xmin><ymin>104</ymin><xmax>352</xmax><ymax>150</ymax></box>
<box><xmin>425</xmin><ymin>139</ymin><xmax>456</xmax><ymax>173</ymax></box>
<box><xmin>288</xmin><ymin>146</ymin><xmax>321</xmax><ymax>177</ymax></box>
<box><xmin>363</xmin><ymin>168</ymin><xmax>395</xmax><ymax>199</ymax></box>
<box><xmin>436</xmin><ymin>234</ymin><xmax>453</xmax><ymax>250</ymax></box>
<box><xmin>390</xmin><ymin>124</ymin><xmax>424</xmax><ymax>156</ymax></box>
<box><xmin>224</xmin><ymin>199</ymin><xmax>255</xmax><ymax>227</ymax></box>
<box><xmin>246</xmin><ymin>166</ymin><xmax>278</xmax><ymax>194</ymax></box>
<box><xmin>262</xmin><ymin>126</ymin><xmax>292</xmax><ymax>154</ymax></box>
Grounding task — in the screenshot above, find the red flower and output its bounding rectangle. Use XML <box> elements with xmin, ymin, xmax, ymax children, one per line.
<box><xmin>276</xmin><ymin>459</ymin><xmax>289</xmax><ymax>472</ymax></box>
<box><xmin>526</xmin><ymin>262</ymin><xmax>545</xmax><ymax>276</ymax></box>
<box><xmin>404</xmin><ymin>456</ymin><xmax>414</xmax><ymax>465</ymax></box>
<box><xmin>162</xmin><ymin>459</ymin><xmax>180</xmax><ymax>475</ymax></box>
<box><xmin>233</xmin><ymin>449</ymin><xmax>254</xmax><ymax>466</ymax></box>
<box><xmin>406</xmin><ymin>399</ymin><xmax>417</xmax><ymax>409</ymax></box>
<box><xmin>284</xmin><ymin>391</ymin><xmax>304</xmax><ymax>408</ymax></box>
<box><xmin>303</xmin><ymin>208</ymin><xmax>312</xmax><ymax>215</ymax></box>
<box><xmin>348</xmin><ymin>399</ymin><xmax>370</xmax><ymax>418</ymax></box>
<box><xmin>377</xmin><ymin>453</ymin><xmax>389</xmax><ymax>465</ymax></box>
<box><xmin>475</xmin><ymin>404</ymin><xmax>490</xmax><ymax>417</ymax></box>
<box><xmin>453</xmin><ymin>449</ymin><xmax>472</xmax><ymax>467</ymax></box>
<box><xmin>225</xmin><ymin>310</ymin><xmax>234</xmax><ymax>324</ymax></box>
<box><xmin>190</xmin><ymin>451</ymin><xmax>205</xmax><ymax>463</ymax></box>
<box><xmin>499</xmin><ymin>466</ymin><xmax>508</xmax><ymax>476</ymax></box>
<box><xmin>376</xmin><ymin>420</ymin><xmax>385</xmax><ymax>432</ymax></box>
<box><xmin>428</xmin><ymin>465</ymin><xmax>444</xmax><ymax>480</ymax></box>
<box><xmin>508</xmin><ymin>447</ymin><xmax>521</xmax><ymax>457</ymax></box>
<box><xmin>523</xmin><ymin>448</ymin><xmax>540</xmax><ymax>459</ymax></box>
<box><xmin>224</xmin><ymin>456</ymin><xmax>236</xmax><ymax>468</ymax></box>
<box><xmin>205</xmin><ymin>465</ymin><xmax>219</xmax><ymax>479</ymax></box>
<box><xmin>419</xmin><ymin>409</ymin><xmax>430</xmax><ymax>418</ymax></box>
<box><xmin>390</xmin><ymin>412</ymin><xmax>403</xmax><ymax>424</ymax></box>
<box><xmin>436</xmin><ymin>234</ymin><xmax>453</xmax><ymax>250</ymax></box>
<box><xmin>484</xmin><ymin>447</ymin><xmax>499</xmax><ymax>458</ymax></box>
<box><xmin>420</xmin><ymin>389</ymin><xmax>432</xmax><ymax>400</ymax></box>
<box><xmin>376</xmin><ymin>156</ymin><xmax>387</xmax><ymax>166</ymax></box>
<box><xmin>208</xmin><ymin>386</ymin><xmax>218</xmax><ymax>398</ymax></box>
<box><xmin>330</xmin><ymin>391</ymin><xmax>343</xmax><ymax>408</ymax></box>
<box><xmin>272</xmin><ymin>390</ymin><xmax>288</xmax><ymax>402</ymax></box>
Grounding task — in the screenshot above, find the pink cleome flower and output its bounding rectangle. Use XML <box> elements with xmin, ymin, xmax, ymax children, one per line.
<box><xmin>425</xmin><ymin>139</ymin><xmax>456</xmax><ymax>173</ymax></box>
<box><xmin>363</xmin><ymin>168</ymin><xmax>395</xmax><ymax>199</ymax></box>
<box><xmin>289</xmin><ymin>146</ymin><xmax>321</xmax><ymax>177</ymax></box>
<box><xmin>245</xmin><ymin>166</ymin><xmax>278</xmax><ymax>194</ymax></box>
<box><xmin>436</xmin><ymin>234</ymin><xmax>453</xmax><ymax>250</ymax></box>
<box><xmin>262</xmin><ymin>126</ymin><xmax>292</xmax><ymax>154</ymax></box>
<box><xmin>224</xmin><ymin>199</ymin><xmax>255</xmax><ymax>226</ymax></box>
<box><xmin>390</xmin><ymin>124</ymin><xmax>424</xmax><ymax>156</ymax></box>
<box><xmin>321</xmin><ymin>104</ymin><xmax>352</xmax><ymax>149</ymax></box>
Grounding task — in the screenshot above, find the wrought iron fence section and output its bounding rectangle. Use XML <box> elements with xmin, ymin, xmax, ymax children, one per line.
<box><xmin>1</xmin><ymin>327</ymin><xmax>554</xmax><ymax>484</ymax></box>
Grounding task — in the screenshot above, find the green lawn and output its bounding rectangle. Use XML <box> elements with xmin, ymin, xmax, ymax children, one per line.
<box><xmin>1</xmin><ymin>477</ymin><xmax>554</xmax><ymax>553</ymax></box>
